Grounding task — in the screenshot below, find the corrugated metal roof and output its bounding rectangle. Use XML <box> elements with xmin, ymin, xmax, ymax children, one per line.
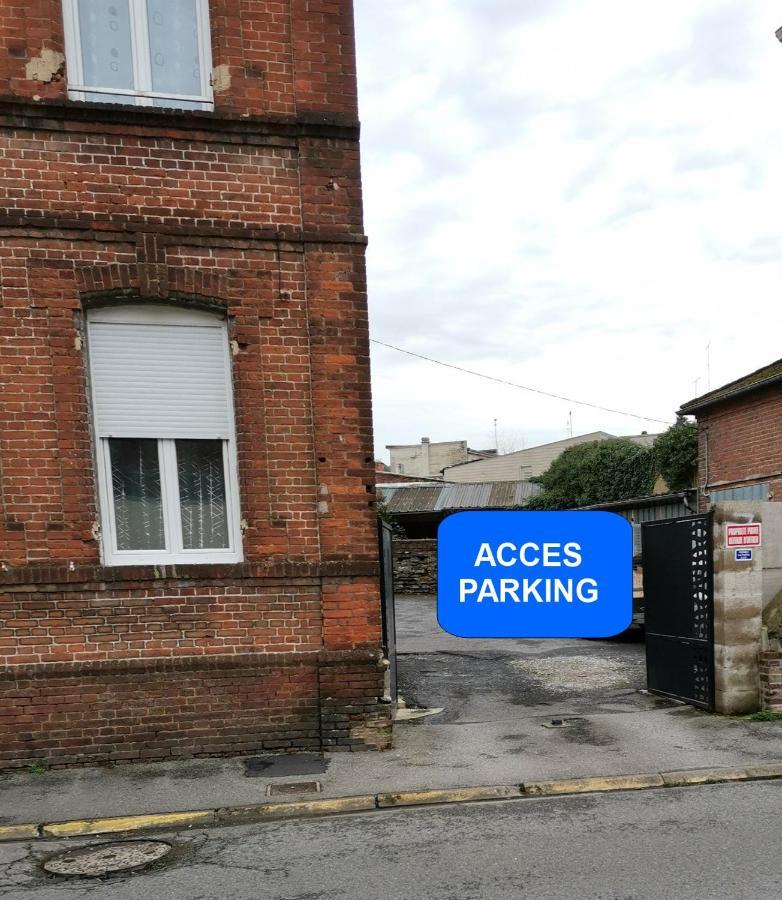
<box><xmin>379</xmin><ymin>481</ymin><xmax>540</xmax><ymax>515</ymax></box>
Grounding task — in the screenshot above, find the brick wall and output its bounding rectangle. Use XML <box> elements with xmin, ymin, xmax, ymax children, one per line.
<box><xmin>695</xmin><ymin>385</ymin><xmax>782</xmax><ymax>508</ymax></box>
<box><xmin>0</xmin><ymin>0</ymin><xmax>391</xmax><ymax>767</ymax></box>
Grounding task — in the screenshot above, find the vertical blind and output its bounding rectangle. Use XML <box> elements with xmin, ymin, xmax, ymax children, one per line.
<box><xmin>88</xmin><ymin>318</ymin><xmax>233</xmax><ymax>440</ymax></box>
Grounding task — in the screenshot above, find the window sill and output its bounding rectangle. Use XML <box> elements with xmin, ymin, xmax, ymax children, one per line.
<box><xmin>101</xmin><ymin>553</ymin><xmax>244</xmax><ymax>568</ymax></box>
<box><xmin>67</xmin><ymin>93</ymin><xmax>215</xmax><ymax>114</ymax></box>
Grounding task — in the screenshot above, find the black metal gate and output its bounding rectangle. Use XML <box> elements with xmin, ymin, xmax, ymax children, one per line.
<box><xmin>642</xmin><ymin>513</ymin><xmax>714</xmax><ymax>710</ymax></box>
<box><xmin>378</xmin><ymin>520</ymin><xmax>397</xmax><ymax>704</ymax></box>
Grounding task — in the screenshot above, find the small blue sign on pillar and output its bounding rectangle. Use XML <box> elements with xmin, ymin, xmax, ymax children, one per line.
<box><xmin>735</xmin><ymin>549</ymin><xmax>753</xmax><ymax>562</ymax></box>
<box><xmin>437</xmin><ymin>511</ymin><xmax>633</xmax><ymax>639</ymax></box>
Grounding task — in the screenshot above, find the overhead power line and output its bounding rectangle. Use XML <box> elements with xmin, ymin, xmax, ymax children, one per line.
<box><xmin>370</xmin><ymin>338</ymin><xmax>674</xmax><ymax>427</ymax></box>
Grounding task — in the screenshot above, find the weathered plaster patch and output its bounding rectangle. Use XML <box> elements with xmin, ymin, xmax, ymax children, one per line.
<box><xmin>350</xmin><ymin>714</ymin><xmax>392</xmax><ymax>750</ymax></box>
<box><xmin>763</xmin><ymin>590</ymin><xmax>782</xmax><ymax>636</ymax></box>
<box><xmin>212</xmin><ymin>64</ymin><xmax>231</xmax><ymax>94</ymax></box>
<box><xmin>25</xmin><ymin>48</ymin><xmax>65</xmax><ymax>83</ymax></box>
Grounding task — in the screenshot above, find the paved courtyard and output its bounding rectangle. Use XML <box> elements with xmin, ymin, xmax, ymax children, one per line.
<box><xmin>388</xmin><ymin>594</ymin><xmax>782</xmax><ymax>781</ymax></box>
<box><xmin>396</xmin><ymin>594</ymin><xmax>652</xmax><ymax>723</ymax></box>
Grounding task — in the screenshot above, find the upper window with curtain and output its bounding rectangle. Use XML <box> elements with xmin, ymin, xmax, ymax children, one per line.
<box><xmin>62</xmin><ymin>0</ymin><xmax>214</xmax><ymax>110</ymax></box>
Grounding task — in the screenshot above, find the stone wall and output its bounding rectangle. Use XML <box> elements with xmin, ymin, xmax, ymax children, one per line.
<box><xmin>392</xmin><ymin>540</ymin><xmax>437</xmax><ymax>595</ymax></box>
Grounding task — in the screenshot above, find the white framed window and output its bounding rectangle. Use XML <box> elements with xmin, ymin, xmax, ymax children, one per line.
<box><xmin>62</xmin><ymin>0</ymin><xmax>214</xmax><ymax>110</ymax></box>
<box><xmin>86</xmin><ymin>304</ymin><xmax>243</xmax><ymax>566</ymax></box>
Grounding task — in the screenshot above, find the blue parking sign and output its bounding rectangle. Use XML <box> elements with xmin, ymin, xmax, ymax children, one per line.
<box><xmin>437</xmin><ymin>511</ymin><xmax>633</xmax><ymax>639</ymax></box>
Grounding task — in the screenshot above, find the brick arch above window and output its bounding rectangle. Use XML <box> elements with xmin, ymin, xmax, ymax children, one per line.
<box><xmin>75</xmin><ymin>261</ymin><xmax>231</xmax><ymax>305</ymax></box>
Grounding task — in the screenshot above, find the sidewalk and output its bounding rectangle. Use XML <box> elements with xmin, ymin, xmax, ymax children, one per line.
<box><xmin>1</xmin><ymin>707</ymin><xmax>782</xmax><ymax>828</ymax></box>
<box><xmin>1</xmin><ymin>595</ymin><xmax>781</xmax><ymax>828</ymax></box>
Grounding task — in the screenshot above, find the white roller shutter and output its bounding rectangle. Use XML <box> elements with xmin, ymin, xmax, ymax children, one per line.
<box><xmin>88</xmin><ymin>310</ymin><xmax>233</xmax><ymax>440</ymax></box>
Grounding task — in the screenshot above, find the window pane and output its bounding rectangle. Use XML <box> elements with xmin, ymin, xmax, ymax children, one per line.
<box><xmin>146</xmin><ymin>0</ymin><xmax>204</xmax><ymax>99</ymax></box>
<box><xmin>77</xmin><ymin>0</ymin><xmax>135</xmax><ymax>101</ymax></box>
<box><xmin>108</xmin><ymin>438</ymin><xmax>165</xmax><ymax>551</ymax></box>
<box><xmin>176</xmin><ymin>440</ymin><xmax>229</xmax><ymax>549</ymax></box>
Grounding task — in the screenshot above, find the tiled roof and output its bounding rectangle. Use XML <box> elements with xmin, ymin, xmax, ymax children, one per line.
<box><xmin>679</xmin><ymin>357</ymin><xmax>782</xmax><ymax>414</ymax></box>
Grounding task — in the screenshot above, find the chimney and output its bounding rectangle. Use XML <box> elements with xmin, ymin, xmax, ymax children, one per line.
<box><xmin>421</xmin><ymin>438</ymin><xmax>431</xmax><ymax>475</ymax></box>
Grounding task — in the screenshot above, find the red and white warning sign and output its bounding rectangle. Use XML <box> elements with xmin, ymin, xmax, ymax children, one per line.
<box><xmin>725</xmin><ymin>523</ymin><xmax>762</xmax><ymax>548</ymax></box>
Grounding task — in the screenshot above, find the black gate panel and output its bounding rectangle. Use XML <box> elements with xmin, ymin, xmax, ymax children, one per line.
<box><xmin>642</xmin><ymin>513</ymin><xmax>714</xmax><ymax>710</ymax></box>
<box><xmin>378</xmin><ymin>520</ymin><xmax>397</xmax><ymax>704</ymax></box>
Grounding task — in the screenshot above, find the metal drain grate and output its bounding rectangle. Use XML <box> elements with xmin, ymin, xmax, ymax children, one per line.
<box><xmin>43</xmin><ymin>841</ymin><xmax>172</xmax><ymax>878</ymax></box>
<box><xmin>266</xmin><ymin>780</ymin><xmax>321</xmax><ymax>797</ymax></box>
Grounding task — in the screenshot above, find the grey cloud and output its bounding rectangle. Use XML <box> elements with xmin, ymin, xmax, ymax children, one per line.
<box><xmin>635</xmin><ymin>3</ymin><xmax>753</xmax><ymax>85</ymax></box>
<box><xmin>461</xmin><ymin>0</ymin><xmax>566</xmax><ymax>31</ymax></box>
<box><xmin>602</xmin><ymin>184</ymin><xmax>655</xmax><ymax>228</ymax></box>
<box><xmin>563</xmin><ymin>156</ymin><xmax>610</xmax><ymax>201</ymax></box>
<box><xmin>675</xmin><ymin>149</ymin><xmax>746</xmax><ymax>172</ymax></box>
<box><xmin>709</xmin><ymin>235</ymin><xmax>782</xmax><ymax>264</ymax></box>
<box><xmin>688</xmin><ymin>4</ymin><xmax>754</xmax><ymax>82</ymax></box>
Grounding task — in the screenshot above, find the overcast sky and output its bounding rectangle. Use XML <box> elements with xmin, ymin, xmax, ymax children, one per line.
<box><xmin>353</xmin><ymin>1</ymin><xmax>782</xmax><ymax>460</ymax></box>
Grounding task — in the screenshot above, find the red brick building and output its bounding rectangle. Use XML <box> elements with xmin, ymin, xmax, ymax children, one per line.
<box><xmin>679</xmin><ymin>358</ymin><xmax>782</xmax><ymax>507</ymax></box>
<box><xmin>0</xmin><ymin>0</ymin><xmax>391</xmax><ymax>768</ymax></box>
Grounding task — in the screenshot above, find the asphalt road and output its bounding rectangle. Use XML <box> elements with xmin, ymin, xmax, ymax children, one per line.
<box><xmin>3</xmin><ymin>780</ymin><xmax>781</xmax><ymax>899</ymax></box>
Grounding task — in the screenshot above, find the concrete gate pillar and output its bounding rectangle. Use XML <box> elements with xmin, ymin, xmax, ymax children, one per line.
<box><xmin>711</xmin><ymin>502</ymin><xmax>765</xmax><ymax>714</ymax></box>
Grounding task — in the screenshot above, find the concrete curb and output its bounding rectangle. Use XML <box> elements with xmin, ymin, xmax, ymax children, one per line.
<box><xmin>1</xmin><ymin>763</ymin><xmax>780</xmax><ymax>844</ymax></box>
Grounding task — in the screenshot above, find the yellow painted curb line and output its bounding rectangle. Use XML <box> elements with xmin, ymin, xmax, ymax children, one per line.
<box><xmin>525</xmin><ymin>773</ymin><xmax>665</xmax><ymax>796</ymax></box>
<box><xmin>41</xmin><ymin>810</ymin><xmax>215</xmax><ymax>839</ymax></box>
<box><xmin>377</xmin><ymin>785</ymin><xmax>521</xmax><ymax>808</ymax></box>
<box><xmin>216</xmin><ymin>795</ymin><xmax>377</xmax><ymax>824</ymax></box>
<box><xmin>1</xmin><ymin>765</ymin><xmax>780</xmax><ymax>843</ymax></box>
<box><xmin>661</xmin><ymin>767</ymin><xmax>748</xmax><ymax>787</ymax></box>
<box><xmin>0</xmin><ymin>824</ymin><xmax>39</xmax><ymax>842</ymax></box>
<box><xmin>744</xmin><ymin>763</ymin><xmax>782</xmax><ymax>779</ymax></box>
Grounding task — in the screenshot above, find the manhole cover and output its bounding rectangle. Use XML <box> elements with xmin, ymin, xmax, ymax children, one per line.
<box><xmin>266</xmin><ymin>780</ymin><xmax>321</xmax><ymax>797</ymax></box>
<box><xmin>43</xmin><ymin>841</ymin><xmax>172</xmax><ymax>878</ymax></box>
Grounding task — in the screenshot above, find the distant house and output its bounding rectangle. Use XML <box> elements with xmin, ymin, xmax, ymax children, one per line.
<box><xmin>442</xmin><ymin>432</ymin><xmax>659</xmax><ymax>484</ymax></box>
<box><xmin>679</xmin><ymin>357</ymin><xmax>782</xmax><ymax>506</ymax></box>
<box><xmin>386</xmin><ymin>437</ymin><xmax>496</xmax><ymax>478</ymax></box>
